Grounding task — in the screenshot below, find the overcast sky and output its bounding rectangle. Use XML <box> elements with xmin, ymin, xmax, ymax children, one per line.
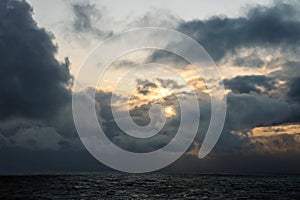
<box><xmin>0</xmin><ymin>0</ymin><xmax>300</xmax><ymax>174</ymax></box>
<box><xmin>26</xmin><ymin>0</ymin><xmax>272</xmax><ymax>75</ymax></box>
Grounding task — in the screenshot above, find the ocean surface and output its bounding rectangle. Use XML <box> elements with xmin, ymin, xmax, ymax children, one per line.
<box><xmin>0</xmin><ymin>173</ymin><xmax>299</xmax><ymax>199</ymax></box>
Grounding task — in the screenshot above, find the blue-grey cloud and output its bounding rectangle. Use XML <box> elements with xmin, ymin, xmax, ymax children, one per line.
<box><xmin>288</xmin><ymin>77</ymin><xmax>300</xmax><ymax>103</ymax></box>
<box><xmin>0</xmin><ymin>0</ymin><xmax>79</xmax><ymax>155</ymax></box>
<box><xmin>71</xmin><ymin>2</ymin><xmax>113</xmax><ymax>38</ymax></box>
<box><xmin>0</xmin><ymin>0</ymin><xmax>72</xmax><ymax>120</ymax></box>
<box><xmin>177</xmin><ymin>1</ymin><xmax>300</xmax><ymax>61</ymax></box>
<box><xmin>224</xmin><ymin>75</ymin><xmax>276</xmax><ymax>94</ymax></box>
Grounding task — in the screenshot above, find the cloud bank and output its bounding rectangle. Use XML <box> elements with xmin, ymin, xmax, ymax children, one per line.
<box><xmin>1</xmin><ymin>0</ymin><xmax>300</xmax><ymax>173</ymax></box>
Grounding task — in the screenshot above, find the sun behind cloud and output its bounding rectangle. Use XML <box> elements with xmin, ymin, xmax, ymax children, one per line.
<box><xmin>158</xmin><ymin>88</ymin><xmax>171</xmax><ymax>97</ymax></box>
<box><xmin>164</xmin><ymin>106</ymin><xmax>176</xmax><ymax>118</ymax></box>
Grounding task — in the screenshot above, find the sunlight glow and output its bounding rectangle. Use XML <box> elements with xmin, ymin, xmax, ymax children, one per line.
<box><xmin>164</xmin><ymin>106</ymin><xmax>176</xmax><ymax>118</ymax></box>
<box><xmin>158</xmin><ymin>88</ymin><xmax>171</xmax><ymax>97</ymax></box>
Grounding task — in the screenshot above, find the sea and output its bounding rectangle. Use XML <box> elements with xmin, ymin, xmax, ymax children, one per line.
<box><xmin>0</xmin><ymin>173</ymin><xmax>299</xmax><ymax>199</ymax></box>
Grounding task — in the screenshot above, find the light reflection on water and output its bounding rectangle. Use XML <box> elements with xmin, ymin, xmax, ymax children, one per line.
<box><xmin>0</xmin><ymin>173</ymin><xmax>299</xmax><ymax>199</ymax></box>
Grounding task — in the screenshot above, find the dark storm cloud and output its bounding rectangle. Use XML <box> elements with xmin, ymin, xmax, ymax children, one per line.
<box><xmin>288</xmin><ymin>77</ymin><xmax>300</xmax><ymax>102</ymax></box>
<box><xmin>225</xmin><ymin>93</ymin><xmax>290</xmax><ymax>130</ymax></box>
<box><xmin>72</xmin><ymin>2</ymin><xmax>112</xmax><ymax>38</ymax></box>
<box><xmin>0</xmin><ymin>0</ymin><xmax>81</xmax><ymax>155</ymax></box>
<box><xmin>224</xmin><ymin>75</ymin><xmax>276</xmax><ymax>94</ymax></box>
<box><xmin>177</xmin><ymin>1</ymin><xmax>300</xmax><ymax>61</ymax></box>
<box><xmin>0</xmin><ymin>0</ymin><xmax>72</xmax><ymax>119</ymax></box>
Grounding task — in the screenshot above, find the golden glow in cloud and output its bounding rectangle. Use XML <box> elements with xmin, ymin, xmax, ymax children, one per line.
<box><xmin>231</xmin><ymin>123</ymin><xmax>300</xmax><ymax>138</ymax></box>
<box><xmin>164</xmin><ymin>106</ymin><xmax>176</xmax><ymax>118</ymax></box>
<box><xmin>248</xmin><ymin>123</ymin><xmax>300</xmax><ymax>137</ymax></box>
<box><xmin>231</xmin><ymin>123</ymin><xmax>300</xmax><ymax>153</ymax></box>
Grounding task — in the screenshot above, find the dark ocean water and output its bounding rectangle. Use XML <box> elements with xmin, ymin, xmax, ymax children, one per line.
<box><xmin>0</xmin><ymin>173</ymin><xmax>299</xmax><ymax>199</ymax></box>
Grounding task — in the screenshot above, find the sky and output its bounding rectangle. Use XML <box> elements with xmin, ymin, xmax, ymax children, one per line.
<box><xmin>0</xmin><ymin>0</ymin><xmax>300</xmax><ymax>174</ymax></box>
